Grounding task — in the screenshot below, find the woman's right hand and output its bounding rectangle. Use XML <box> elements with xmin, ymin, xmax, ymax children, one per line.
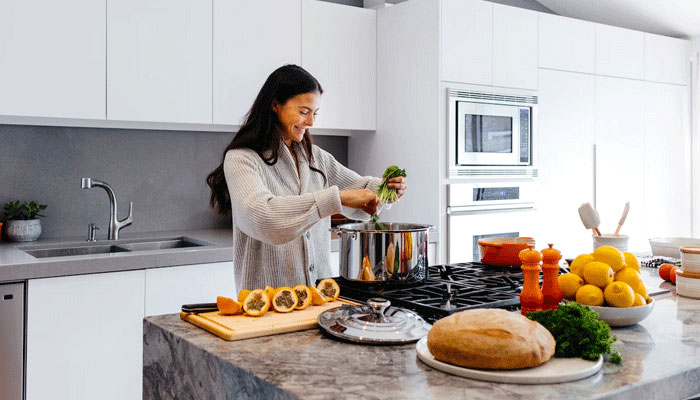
<box><xmin>340</xmin><ymin>189</ymin><xmax>380</xmax><ymax>215</ymax></box>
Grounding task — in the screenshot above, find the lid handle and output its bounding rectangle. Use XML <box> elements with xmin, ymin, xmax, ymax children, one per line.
<box><xmin>366</xmin><ymin>298</ymin><xmax>391</xmax><ymax>323</ymax></box>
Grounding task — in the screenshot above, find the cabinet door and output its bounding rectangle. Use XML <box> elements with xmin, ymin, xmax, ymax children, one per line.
<box><xmin>26</xmin><ymin>271</ymin><xmax>145</xmax><ymax>400</ymax></box>
<box><xmin>537</xmin><ymin>69</ymin><xmax>595</xmax><ymax>257</ymax></box>
<box><xmin>0</xmin><ymin>0</ymin><xmax>105</xmax><ymax>119</ymax></box>
<box><xmin>644</xmin><ymin>34</ymin><xmax>691</xmax><ymax>85</ymax></box>
<box><xmin>441</xmin><ymin>0</ymin><xmax>492</xmax><ymax>85</ymax></box>
<box><xmin>213</xmin><ymin>0</ymin><xmax>301</xmax><ymax>125</ymax></box>
<box><xmin>493</xmin><ymin>4</ymin><xmax>538</xmax><ymax>90</ymax></box>
<box><xmin>644</xmin><ymin>82</ymin><xmax>691</xmax><ymax>238</ymax></box>
<box><xmin>538</xmin><ymin>13</ymin><xmax>595</xmax><ymax>74</ymax></box>
<box><xmin>302</xmin><ymin>0</ymin><xmax>376</xmax><ymax>130</ymax></box>
<box><xmin>595</xmin><ymin>24</ymin><xmax>644</xmax><ymax>79</ymax></box>
<box><xmin>595</xmin><ymin>76</ymin><xmax>647</xmax><ymax>251</ymax></box>
<box><xmin>145</xmin><ymin>262</ymin><xmax>235</xmax><ymax>316</ymax></box>
<box><xmin>108</xmin><ymin>0</ymin><xmax>212</xmax><ymax>123</ymax></box>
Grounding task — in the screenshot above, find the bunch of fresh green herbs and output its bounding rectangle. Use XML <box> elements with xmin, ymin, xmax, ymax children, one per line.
<box><xmin>526</xmin><ymin>302</ymin><xmax>621</xmax><ymax>364</ymax></box>
<box><xmin>375</xmin><ymin>165</ymin><xmax>406</xmax><ymax>204</ymax></box>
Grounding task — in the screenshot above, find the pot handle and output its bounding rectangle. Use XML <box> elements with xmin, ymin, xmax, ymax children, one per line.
<box><xmin>330</xmin><ymin>228</ymin><xmax>356</xmax><ymax>240</ymax></box>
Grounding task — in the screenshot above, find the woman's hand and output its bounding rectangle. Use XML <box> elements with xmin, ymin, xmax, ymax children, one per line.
<box><xmin>340</xmin><ymin>189</ymin><xmax>380</xmax><ymax>215</ymax></box>
<box><xmin>387</xmin><ymin>177</ymin><xmax>407</xmax><ymax>199</ymax></box>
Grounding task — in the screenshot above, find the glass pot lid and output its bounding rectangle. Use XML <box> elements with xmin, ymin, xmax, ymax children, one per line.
<box><xmin>317</xmin><ymin>298</ymin><xmax>431</xmax><ymax>344</ymax></box>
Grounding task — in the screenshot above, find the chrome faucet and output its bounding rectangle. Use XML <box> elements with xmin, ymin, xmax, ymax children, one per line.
<box><xmin>81</xmin><ymin>178</ymin><xmax>133</xmax><ymax>240</ymax></box>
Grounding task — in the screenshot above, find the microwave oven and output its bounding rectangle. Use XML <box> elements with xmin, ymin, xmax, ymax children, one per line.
<box><xmin>448</xmin><ymin>88</ymin><xmax>538</xmax><ymax>178</ymax></box>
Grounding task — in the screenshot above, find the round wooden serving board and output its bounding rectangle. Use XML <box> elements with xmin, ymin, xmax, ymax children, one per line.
<box><xmin>416</xmin><ymin>337</ymin><xmax>603</xmax><ymax>384</ymax></box>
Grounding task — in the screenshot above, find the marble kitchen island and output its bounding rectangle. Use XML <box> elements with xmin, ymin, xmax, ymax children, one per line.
<box><xmin>143</xmin><ymin>274</ymin><xmax>700</xmax><ymax>400</ymax></box>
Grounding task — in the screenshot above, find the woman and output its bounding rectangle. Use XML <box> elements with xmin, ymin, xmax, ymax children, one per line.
<box><xmin>207</xmin><ymin>65</ymin><xmax>407</xmax><ymax>290</ymax></box>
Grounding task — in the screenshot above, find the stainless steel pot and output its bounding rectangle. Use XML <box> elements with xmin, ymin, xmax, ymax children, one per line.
<box><xmin>333</xmin><ymin>222</ymin><xmax>432</xmax><ymax>284</ymax></box>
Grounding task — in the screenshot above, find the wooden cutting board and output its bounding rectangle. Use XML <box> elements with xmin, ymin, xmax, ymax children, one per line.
<box><xmin>180</xmin><ymin>299</ymin><xmax>357</xmax><ymax>341</ymax></box>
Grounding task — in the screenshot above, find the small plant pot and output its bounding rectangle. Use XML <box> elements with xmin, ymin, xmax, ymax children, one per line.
<box><xmin>5</xmin><ymin>219</ymin><xmax>42</xmax><ymax>242</ymax></box>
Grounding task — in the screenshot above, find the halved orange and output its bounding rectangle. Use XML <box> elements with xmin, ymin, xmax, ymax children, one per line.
<box><xmin>309</xmin><ymin>285</ymin><xmax>328</xmax><ymax>306</ymax></box>
<box><xmin>271</xmin><ymin>287</ymin><xmax>298</xmax><ymax>313</ymax></box>
<box><xmin>242</xmin><ymin>289</ymin><xmax>270</xmax><ymax>317</ymax></box>
<box><xmin>216</xmin><ymin>296</ymin><xmax>242</xmax><ymax>315</ymax></box>
<box><xmin>316</xmin><ymin>278</ymin><xmax>340</xmax><ymax>301</ymax></box>
<box><xmin>293</xmin><ymin>285</ymin><xmax>312</xmax><ymax>310</ymax></box>
<box><xmin>237</xmin><ymin>289</ymin><xmax>251</xmax><ymax>303</ymax></box>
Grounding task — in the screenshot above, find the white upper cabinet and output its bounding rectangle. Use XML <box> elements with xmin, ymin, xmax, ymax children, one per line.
<box><xmin>441</xmin><ymin>0</ymin><xmax>493</xmax><ymax>86</ymax></box>
<box><xmin>213</xmin><ymin>0</ymin><xmax>301</xmax><ymax>126</ymax></box>
<box><xmin>108</xmin><ymin>0</ymin><xmax>212</xmax><ymax>123</ymax></box>
<box><xmin>493</xmin><ymin>4</ymin><xmax>538</xmax><ymax>90</ymax></box>
<box><xmin>536</xmin><ymin>69</ymin><xmax>595</xmax><ymax>257</ymax></box>
<box><xmin>595</xmin><ymin>24</ymin><xmax>644</xmax><ymax>79</ymax></box>
<box><xmin>0</xmin><ymin>0</ymin><xmax>105</xmax><ymax>119</ymax></box>
<box><xmin>302</xmin><ymin>0</ymin><xmax>376</xmax><ymax>130</ymax></box>
<box><xmin>644</xmin><ymin>81</ymin><xmax>691</xmax><ymax>238</ymax></box>
<box><xmin>644</xmin><ymin>34</ymin><xmax>690</xmax><ymax>85</ymax></box>
<box><xmin>538</xmin><ymin>13</ymin><xmax>595</xmax><ymax>74</ymax></box>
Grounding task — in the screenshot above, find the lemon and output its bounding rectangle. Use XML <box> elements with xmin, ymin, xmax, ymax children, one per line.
<box><xmin>637</xmin><ymin>282</ymin><xmax>649</xmax><ymax>300</ymax></box>
<box><xmin>604</xmin><ymin>281</ymin><xmax>635</xmax><ymax>308</ymax></box>
<box><xmin>593</xmin><ymin>246</ymin><xmax>626</xmax><ymax>272</ymax></box>
<box><xmin>569</xmin><ymin>254</ymin><xmax>595</xmax><ymax>277</ymax></box>
<box><xmin>633</xmin><ymin>293</ymin><xmax>646</xmax><ymax>307</ymax></box>
<box><xmin>624</xmin><ymin>252</ymin><xmax>641</xmax><ymax>272</ymax></box>
<box><xmin>583</xmin><ymin>261</ymin><xmax>614</xmax><ymax>288</ymax></box>
<box><xmin>559</xmin><ymin>273</ymin><xmax>584</xmax><ymax>300</ymax></box>
<box><xmin>576</xmin><ymin>284</ymin><xmax>604</xmax><ymax>306</ymax></box>
<box><xmin>614</xmin><ymin>267</ymin><xmax>644</xmax><ymax>293</ymax></box>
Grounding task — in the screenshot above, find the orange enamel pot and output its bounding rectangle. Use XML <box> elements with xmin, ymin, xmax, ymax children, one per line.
<box><xmin>477</xmin><ymin>237</ymin><xmax>536</xmax><ymax>266</ymax></box>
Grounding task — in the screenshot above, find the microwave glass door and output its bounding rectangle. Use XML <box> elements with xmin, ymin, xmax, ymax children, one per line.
<box><xmin>456</xmin><ymin>102</ymin><xmax>521</xmax><ymax>165</ymax></box>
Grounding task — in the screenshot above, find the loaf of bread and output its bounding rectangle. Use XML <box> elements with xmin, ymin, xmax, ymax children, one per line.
<box><xmin>427</xmin><ymin>309</ymin><xmax>555</xmax><ymax>370</ymax></box>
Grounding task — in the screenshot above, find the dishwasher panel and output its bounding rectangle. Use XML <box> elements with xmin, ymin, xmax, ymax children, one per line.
<box><xmin>0</xmin><ymin>282</ymin><xmax>25</xmax><ymax>400</ymax></box>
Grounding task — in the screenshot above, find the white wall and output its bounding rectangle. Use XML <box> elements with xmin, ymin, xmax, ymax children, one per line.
<box><xmin>692</xmin><ymin>37</ymin><xmax>700</xmax><ymax>236</ymax></box>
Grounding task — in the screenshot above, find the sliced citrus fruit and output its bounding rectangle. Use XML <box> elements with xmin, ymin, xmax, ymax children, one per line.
<box><xmin>309</xmin><ymin>285</ymin><xmax>328</xmax><ymax>305</ymax></box>
<box><xmin>237</xmin><ymin>289</ymin><xmax>251</xmax><ymax>303</ymax></box>
<box><xmin>271</xmin><ymin>287</ymin><xmax>298</xmax><ymax>313</ymax></box>
<box><xmin>317</xmin><ymin>278</ymin><xmax>340</xmax><ymax>301</ymax></box>
<box><xmin>293</xmin><ymin>285</ymin><xmax>312</xmax><ymax>310</ymax></box>
<box><xmin>264</xmin><ymin>285</ymin><xmax>275</xmax><ymax>302</ymax></box>
<box><xmin>216</xmin><ymin>296</ymin><xmax>242</xmax><ymax>315</ymax></box>
<box><xmin>242</xmin><ymin>289</ymin><xmax>270</xmax><ymax>317</ymax></box>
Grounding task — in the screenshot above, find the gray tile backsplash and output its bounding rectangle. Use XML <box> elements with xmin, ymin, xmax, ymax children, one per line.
<box><xmin>0</xmin><ymin>124</ymin><xmax>347</xmax><ymax>239</ymax></box>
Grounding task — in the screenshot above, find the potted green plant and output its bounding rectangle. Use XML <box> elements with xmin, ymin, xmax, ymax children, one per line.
<box><xmin>2</xmin><ymin>200</ymin><xmax>47</xmax><ymax>242</ymax></box>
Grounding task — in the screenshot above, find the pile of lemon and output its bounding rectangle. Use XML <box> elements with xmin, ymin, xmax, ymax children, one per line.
<box><xmin>558</xmin><ymin>246</ymin><xmax>649</xmax><ymax>308</ymax></box>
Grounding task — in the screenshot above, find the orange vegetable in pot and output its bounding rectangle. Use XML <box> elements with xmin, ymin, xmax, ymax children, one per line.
<box><xmin>242</xmin><ymin>289</ymin><xmax>270</xmax><ymax>317</ymax></box>
<box><xmin>216</xmin><ymin>296</ymin><xmax>242</xmax><ymax>315</ymax></box>
<box><xmin>271</xmin><ymin>287</ymin><xmax>298</xmax><ymax>313</ymax></box>
<box><xmin>293</xmin><ymin>285</ymin><xmax>312</xmax><ymax>310</ymax></box>
<box><xmin>317</xmin><ymin>278</ymin><xmax>340</xmax><ymax>301</ymax></box>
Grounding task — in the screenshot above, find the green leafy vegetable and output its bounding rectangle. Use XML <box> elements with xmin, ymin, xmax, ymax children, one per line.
<box><xmin>375</xmin><ymin>165</ymin><xmax>406</xmax><ymax>204</ymax></box>
<box><xmin>371</xmin><ymin>215</ymin><xmax>388</xmax><ymax>231</ymax></box>
<box><xmin>526</xmin><ymin>302</ymin><xmax>620</xmax><ymax>362</ymax></box>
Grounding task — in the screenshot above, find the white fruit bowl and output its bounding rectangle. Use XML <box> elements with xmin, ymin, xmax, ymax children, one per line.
<box><xmin>587</xmin><ymin>298</ymin><xmax>655</xmax><ymax>327</ymax></box>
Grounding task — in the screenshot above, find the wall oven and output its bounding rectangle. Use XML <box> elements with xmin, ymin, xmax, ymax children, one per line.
<box><xmin>448</xmin><ymin>88</ymin><xmax>538</xmax><ymax>178</ymax></box>
<box><xmin>447</xmin><ymin>181</ymin><xmax>537</xmax><ymax>264</ymax></box>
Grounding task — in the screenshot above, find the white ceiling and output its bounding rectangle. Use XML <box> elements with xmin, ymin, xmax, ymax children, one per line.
<box><xmin>534</xmin><ymin>0</ymin><xmax>700</xmax><ymax>39</ymax></box>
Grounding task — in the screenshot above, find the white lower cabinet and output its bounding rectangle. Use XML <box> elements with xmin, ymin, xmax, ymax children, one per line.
<box><xmin>144</xmin><ymin>262</ymin><xmax>235</xmax><ymax>316</ymax></box>
<box><xmin>26</xmin><ymin>270</ymin><xmax>145</xmax><ymax>400</ymax></box>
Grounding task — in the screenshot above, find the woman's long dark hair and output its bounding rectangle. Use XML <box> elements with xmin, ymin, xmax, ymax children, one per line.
<box><xmin>207</xmin><ymin>64</ymin><xmax>325</xmax><ymax>215</ymax></box>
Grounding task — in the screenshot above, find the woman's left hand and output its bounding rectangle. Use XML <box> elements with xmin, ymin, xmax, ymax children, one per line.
<box><xmin>387</xmin><ymin>177</ymin><xmax>407</xmax><ymax>199</ymax></box>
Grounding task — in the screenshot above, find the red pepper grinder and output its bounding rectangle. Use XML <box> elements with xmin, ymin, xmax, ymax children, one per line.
<box><xmin>519</xmin><ymin>247</ymin><xmax>543</xmax><ymax>315</ymax></box>
<box><xmin>541</xmin><ymin>243</ymin><xmax>564</xmax><ymax>311</ymax></box>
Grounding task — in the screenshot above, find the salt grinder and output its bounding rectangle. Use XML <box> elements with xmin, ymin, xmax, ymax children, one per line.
<box><xmin>541</xmin><ymin>244</ymin><xmax>563</xmax><ymax>311</ymax></box>
<box><xmin>519</xmin><ymin>248</ymin><xmax>543</xmax><ymax>315</ymax></box>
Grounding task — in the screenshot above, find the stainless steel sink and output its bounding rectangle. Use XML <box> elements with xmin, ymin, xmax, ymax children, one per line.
<box><xmin>24</xmin><ymin>245</ymin><xmax>131</xmax><ymax>258</ymax></box>
<box><xmin>116</xmin><ymin>237</ymin><xmax>207</xmax><ymax>251</ymax></box>
<box><xmin>21</xmin><ymin>236</ymin><xmax>212</xmax><ymax>259</ymax></box>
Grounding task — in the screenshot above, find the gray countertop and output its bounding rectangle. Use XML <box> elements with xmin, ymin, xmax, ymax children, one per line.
<box><xmin>0</xmin><ymin>228</ymin><xmax>234</xmax><ymax>283</ymax></box>
<box><xmin>143</xmin><ymin>268</ymin><xmax>700</xmax><ymax>400</ymax></box>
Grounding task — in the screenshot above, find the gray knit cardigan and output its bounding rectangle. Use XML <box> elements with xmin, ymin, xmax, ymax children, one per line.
<box><xmin>224</xmin><ymin>141</ymin><xmax>381</xmax><ymax>291</ymax></box>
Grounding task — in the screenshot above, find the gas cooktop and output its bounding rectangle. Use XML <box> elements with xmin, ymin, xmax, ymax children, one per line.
<box><xmin>334</xmin><ymin>262</ymin><xmax>527</xmax><ymax>324</ymax></box>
